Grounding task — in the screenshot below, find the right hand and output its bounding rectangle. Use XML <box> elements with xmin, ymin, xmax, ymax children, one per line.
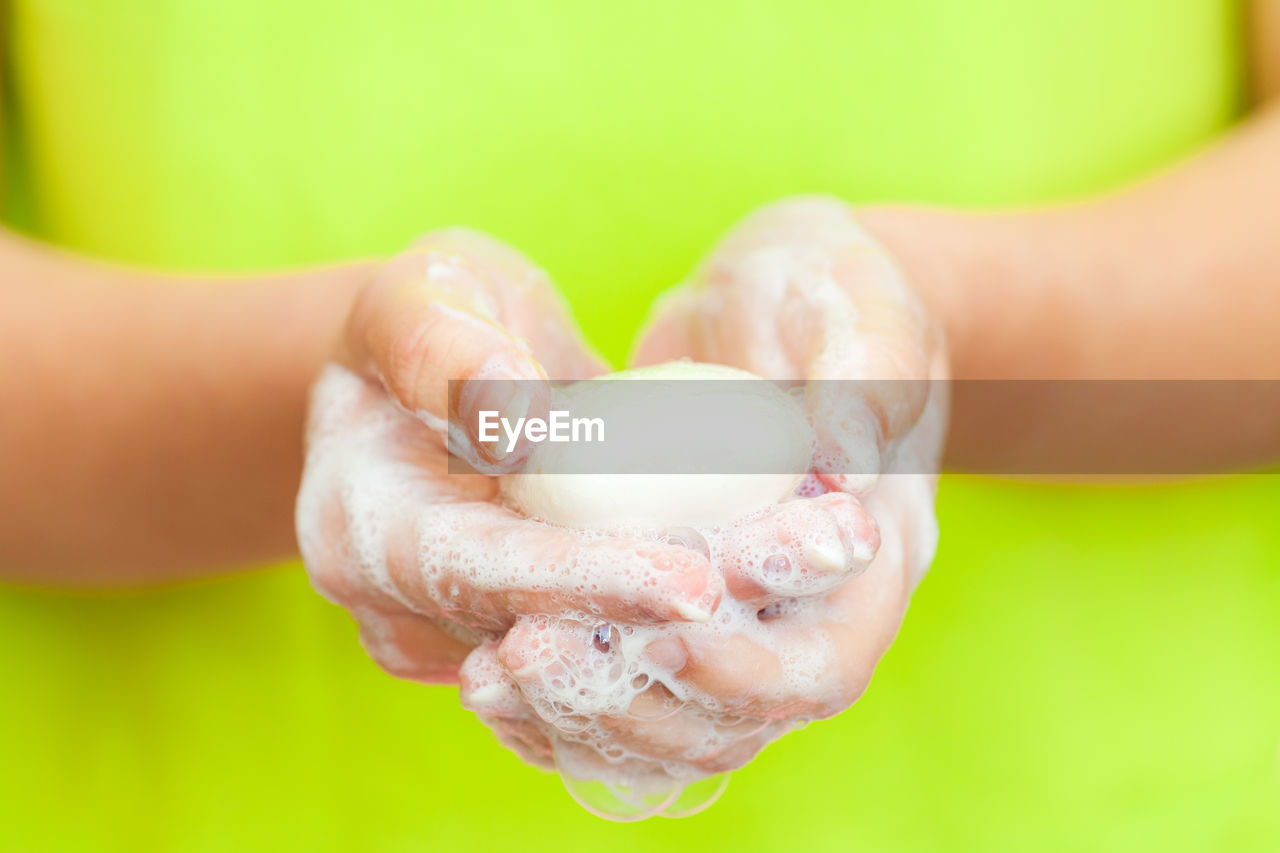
<box><xmin>457</xmin><ymin>470</ymin><xmax>935</xmax><ymax>782</ymax></box>
<box><xmin>457</xmin><ymin>199</ymin><xmax>947</xmax><ymax>781</ymax></box>
<box><xmin>295</xmin><ymin>229</ymin><xmax>724</xmax><ymax>684</ymax></box>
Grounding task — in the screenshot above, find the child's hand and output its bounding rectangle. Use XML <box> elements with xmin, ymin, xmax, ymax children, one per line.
<box><xmin>457</xmin><ymin>199</ymin><xmax>946</xmax><ymax>780</ymax></box>
<box><xmin>459</xmin><ymin>460</ymin><xmax>938</xmax><ymax>780</ymax></box>
<box><xmin>636</xmin><ymin>196</ymin><xmax>947</xmax><ymax>492</ymax></box>
<box><xmin>295</xmin><ymin>230</ymin><xmax>724</xmax><ymax>683</ymax></box>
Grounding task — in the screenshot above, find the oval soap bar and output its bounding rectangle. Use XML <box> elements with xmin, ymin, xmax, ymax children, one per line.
<box><xmin>499</xmin><ymin>362</ymin><xmax>811</xmax><ymax>531</ymax></box>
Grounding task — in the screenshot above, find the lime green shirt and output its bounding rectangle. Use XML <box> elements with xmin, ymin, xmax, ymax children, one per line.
<box><xmin>3</xmin><ymin>1</ymin><xmax>1277</xmax><ymax>850</ymax></box>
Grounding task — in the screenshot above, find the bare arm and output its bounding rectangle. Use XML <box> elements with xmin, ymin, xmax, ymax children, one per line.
<box><xmin>0</xmin><ymin>230</ymin><xmax>370</xmax><ymax>584</ymax></box>
<box><xmin>4</xmin><ymin>9</ymin><xmax>1278</xmax><ymax>585</ymax></box>
<box><xmin>1252</xmin><ymin>0</ymin><xmax>1280</xmax><ymax>102</ymax></box>
<box><xmin>863</xmin><ymin>106</ymin><xmax>1280</xmax><ymax>382</ymax></box>
<box><xmin>859</xmin><ymin>17</ymin><xmax>1280</xmax><ymax>472</ymax></box>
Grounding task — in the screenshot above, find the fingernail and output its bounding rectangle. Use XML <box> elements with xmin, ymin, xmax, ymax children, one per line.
<box><xmin>460</xmin><ymin>354</ymin><xmax>545</xmax><ymax>463</ymax></box>
<box><xmin>803</xmin><ymin>539</ymin><xmax>849</xmax><ymax>574</ymax></box>
<box><xmin>846</xmin><ymin>530</ymin><xmax>877</xmax><ymax>564</ymax></box>
<box><xmin>835</xmin><ymin>502</ymin><xmax>880</xmax><ymax>567</ymax></box>
<box><xmin>679</xmin><ymin>576</ymin><xmax>722</xmax><ymax>621</ymax></box>
<box><xmin>673</xmin><ymin>597</ymin><xmax>714</xmax><ymax>623</ymax></box>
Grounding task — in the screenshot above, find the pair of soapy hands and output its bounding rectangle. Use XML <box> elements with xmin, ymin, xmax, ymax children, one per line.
<box><xmin>296</xmin><ymin>198</ymin><xmax>947</xmax><ymax>777</ymax></box>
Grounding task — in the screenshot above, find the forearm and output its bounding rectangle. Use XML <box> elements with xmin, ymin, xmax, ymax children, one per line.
<box><xmin>860</xmin><ymin>104</ymin><xmax>1280</xmax><ymax>471</ymax></box>
<box><xmin>0</xmin><ymin>230</ymin><xmax>371</xmax><ymax>585</ymax></box>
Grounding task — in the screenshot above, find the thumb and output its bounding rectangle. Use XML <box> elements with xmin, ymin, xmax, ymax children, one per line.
<box><xmin>340</xmin><ymin>246</ymin><xmax>551</xmax><ymax>471</ymax></box>
<box><xmin>631</xmin><ymin>284</ymin><xmax>704</xmax><ymax>367</ymax></box>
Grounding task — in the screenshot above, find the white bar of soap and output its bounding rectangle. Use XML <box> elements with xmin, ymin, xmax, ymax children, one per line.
<box><xmin>499</xmin><ymin>361</ymin><xmax>811</xmax><ymax>531</ymax></box>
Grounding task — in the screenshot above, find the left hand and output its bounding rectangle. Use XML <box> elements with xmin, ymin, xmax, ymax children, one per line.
<box><xmin>296</xmin><ymin>229</ymin><xmax>724</xmax><ymax>686</ymax></box>
<box><xmin>458</xmin><ymin>198</ymin><xmax>949</xmax><ymax>780</ymax></box>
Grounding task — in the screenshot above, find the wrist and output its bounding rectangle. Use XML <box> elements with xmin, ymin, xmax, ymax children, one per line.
<box><xmin>855</xmin><ymin>204</ymin><xmax>1083</xmax><ymax>379</ymax></box>
<box><xmin>854</xmin><ymin>205</ymin><xmax>989</xmax><ymax>378</ymax></box>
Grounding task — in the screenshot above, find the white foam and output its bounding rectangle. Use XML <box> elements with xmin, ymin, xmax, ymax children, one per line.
<box><xmin>463</xmin><ymin>364</ymin><xmax>857</xmax><ymax>809</ymax></box>
<box><xmin>296</xmin><ymin>360</ymin><xmax>937</xmax><ymax>821</ymax></box>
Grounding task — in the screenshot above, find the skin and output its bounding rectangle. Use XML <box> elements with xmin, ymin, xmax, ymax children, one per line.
<box><xmin>1</xmin><ymin>2</ymin><xmax>1279</xmax><ymax>775</ymax></box>
<box><xmin>461</xmin><ymin>199</ymin><xmax>946</xmax><ymax>771</ymax></box>
<box><xmin>298</xmin><ymin>230</ymin><xmax>732</xmax><ymax>682</ymax></box>
<box><xmin>0</xmin><ymin>232</ymin><xmax>369</xmax><ymax>583</ymax></box>
<box><xmin>297</xmin><ymin>225</ymin><xmax>891</xmax><ymax>693</ymax></box>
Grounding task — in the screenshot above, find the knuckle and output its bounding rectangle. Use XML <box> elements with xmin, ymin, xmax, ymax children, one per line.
<box><xmin>297</xmin><ymin>490</ymin><xmax>359</xmax><ymax>605</ymax></box>
<box><xmin>385</xmin><ymin>309</ymin><xmax>444</xmax><ymax>395</ymax></box>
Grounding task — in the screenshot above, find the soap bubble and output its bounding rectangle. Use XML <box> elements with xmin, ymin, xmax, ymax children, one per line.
<box><xmin>559</xmin><ymin>766</ymin><xmax>730</xmax><ymax>822</ymax></box>
<box><xmin>656</xmin><ymin>773</ymin><xmax>731</xmax><ymax>818</ymax></box>
<box><xmin>560</xmin><ymin>774</ymin><xmax>682</xmax><ymax>822</ymax></box>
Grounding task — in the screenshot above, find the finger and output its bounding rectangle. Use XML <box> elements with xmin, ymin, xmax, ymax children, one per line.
<box><xmin>858</xmin><ymin>470</ymin><xmax>941</xmax><ymax>592</ymax></box>
<box><xmin>308</xmin><ymin>359</ymin><xmax>501</xmax><ymax>496</ymax></box>
<box><xmin>801</xmin><ymin>212</ymin><xmax>937</xmax><ymax>492</ymax></box>
<box><xmin>878</xmin><ymin>347</ymin><xmax>950</xmax><ymax>480</ymax></box>
<box><xmin>340</xmin><ymin>244</ymin><xmax>551</xmax><ymax>471</ymax></box>
<box><xmin>606</xmin><ymin>712</ymin><xmax>785</xmax><ymax>777</ymax></box>
<box><xmin>704</xmin><ymin>196</ymin><xmax>859</xmax><ymax>264</ymax></box>
<box><xmin>461</xmin><ymin>641</ymin><xmax>558</xmax><ymax>768</ymax></box>
<box><xmin>594</xmin><ymin>704</ymin><xmax>739</xmax><ymax>766</ymax></box>
<box><xmin>631</xmin><ymin>284</ymin><xmax>705</xmax><ymax>367</ymax></box>
<box><xmin>653</xmin><ymin>628</ymin><xmax>851</xmax><ymax>719</ymax></box>
<box><xmin>644</xmin><ymin>631</ymin><xmax>795</xmax><ymax>717</ymax></box>
<box><xmin>805</xmin><ymin>285</ymin><xmax>934</xmax><ymax>493</ymax></box>
<box><xmin>691</xmin><ymin>726</ymin><xmax>782</xmax><ymax>774</ymax></box>
<box><xmin>801</xmin><ymin>531</ymin><xmax>917</xmax><ymax>708</ymax></box>
<box><xmin>696</xmin><ymin>197</ymin><xmax>939</xmax><ymax>494</ymax></box>
<box><xmin>653</xmin><ymin>547</ymin><xmax>911</xmax><ymax>719</ymax></box>
<box><xmin>309</xmin><ymin>386</ymin><xmax>724</xmax><ymax>629</ymax></box>
<box><xmin>354</xmin><ymin>605</ymin><xmax>474</xmax><ymax>684</ymax></box>
<box><xmin>549</xmin><ymin>735</ymin><xmax>676</xmax><ymax>787</ymax></box>
<box><xmin>460</xmin><ymin>639</ymin><xmax>527</xmax><ymax>717</ymax></box>
<box><xmin>398</xmin><ymin>502</ymin><xmax>724</xmax><ymax>626</ymax></box>
<box><xmin>496</xmin><ymin>616</ymin><xmax>628</xmax><ymax>722</ymax></box>
<box><xmin>496</xmin><ymin>617</ymin><xmax>720</xmax><ymax>765</ymax></box>
<box><xmin>297</xmin><ymin>365</ymin><xmax>496</xmax><ymax>610</ymax></box>
<box><xmin>595</xmin><ymin>691</ymin><xmax>776</xmax><ymax>768</ymax></box>
<box><xmin>714</xmin><ymin>492</ymin><xmax>880</xmax><ymax>606</ymax></box>
<box><xmin>497</xmin><ymin>618</ymin><xmax>785</xmax><ymax>774</ymax></box>
<box><xmin>412</xmin><ymin>229</ymin><xmax>608</xmax><ymax>380</ymax></box>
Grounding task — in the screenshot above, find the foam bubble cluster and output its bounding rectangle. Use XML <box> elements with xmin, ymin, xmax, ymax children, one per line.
<box><xmin>464</xmin><ymin>486</ymin><xmax>859</xmax><ymax>820</ymax></box>
<box><xmin>296</xmin><ymin>363</ymin><xmax>884</xmax><ymax>822</ymax></box>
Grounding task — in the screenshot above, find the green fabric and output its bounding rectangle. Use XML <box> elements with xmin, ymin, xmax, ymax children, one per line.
<box><xmin>3</xmin><ymin>1</ymin><xmax>1277</xmax><ymax>850</ymax></box>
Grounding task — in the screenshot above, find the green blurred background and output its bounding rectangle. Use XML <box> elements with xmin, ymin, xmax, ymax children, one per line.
<box><xmin>2</xmin><ymin>1</ymin><xmax>1277</xmax><ymax>849</ymax></box>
